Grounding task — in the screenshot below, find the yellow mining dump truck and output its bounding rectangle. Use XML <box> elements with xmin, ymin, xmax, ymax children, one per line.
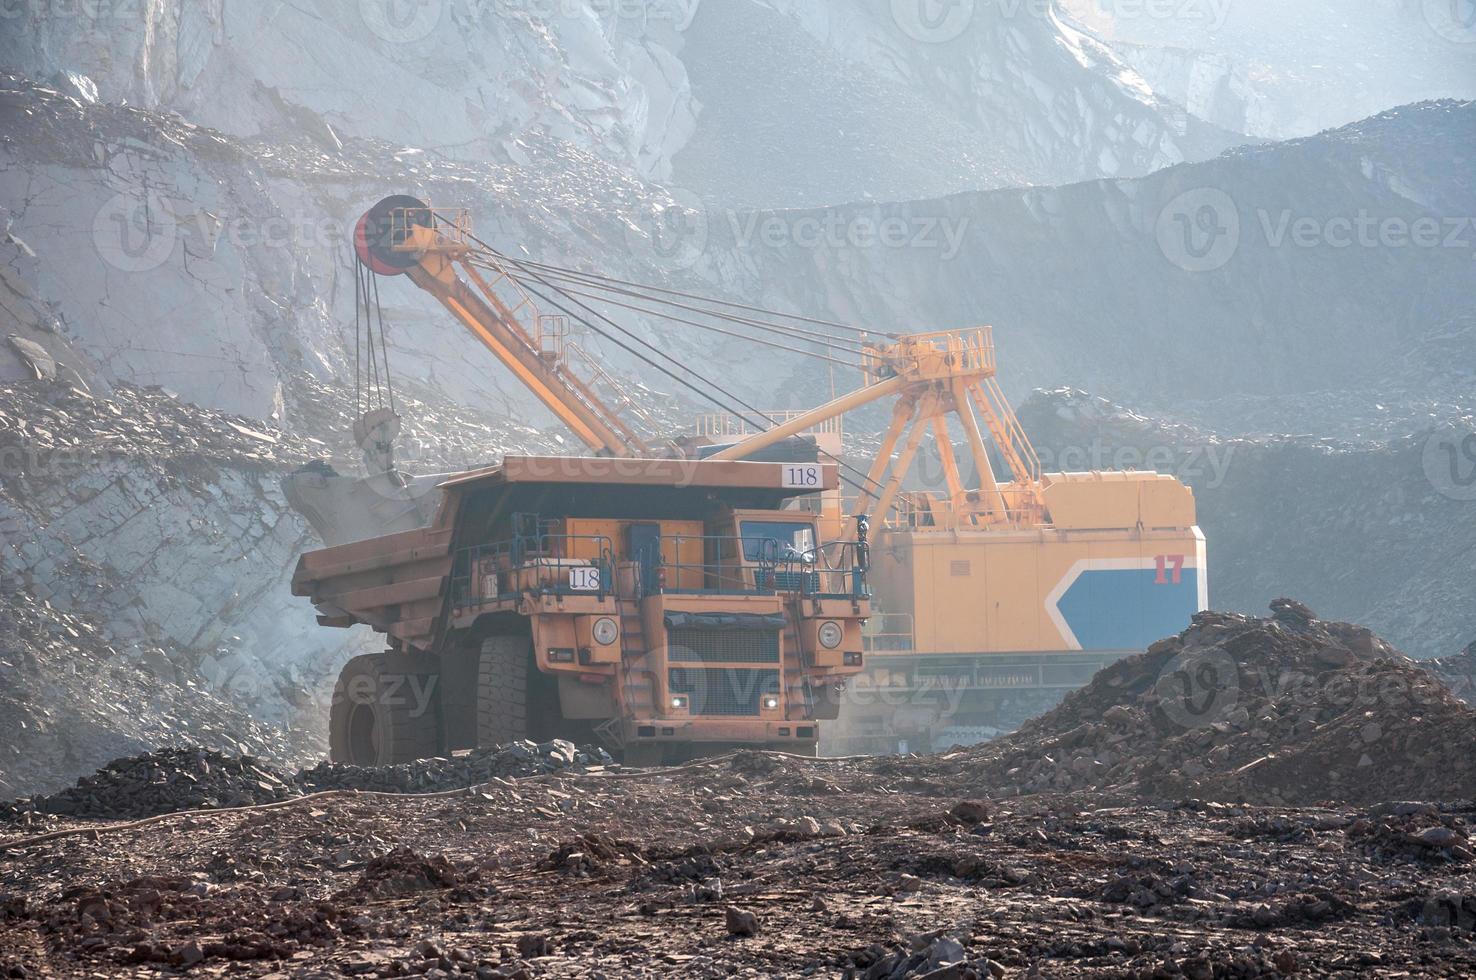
<box><xmin>292</xmin><ymin>455</ymin><xmax>870</xmax><ymax>765</ymax></box>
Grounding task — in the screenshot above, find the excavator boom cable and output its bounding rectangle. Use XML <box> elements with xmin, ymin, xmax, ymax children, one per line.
<box><xmin>491</xmin><ymin>250</ymin><xmax>889</xmax><ymax>499</ymax></box>
<box><xmin>501</xmin><ymin>277</ymin><xmax>859</xmax><ymax>367</ymax></box>
<box><xmin>353</xmin><ymin>258</ymin><xmax>396</xmax><ymax>416</ymax></box>
<box><xmin>484</xmin><ymin>258</ymin><xmax>873</xmax><ymax>354</ymax></box>
<box><xmin>479</xmin><ymin>251</ymin><xmax>888</xmax><ymax>340</ymax></box>
<box><xmin>504</xmin><ymin>260</ymin><xmax>871</xmax><ymax>353</ymax></box>
<box><xmin>462</xmin><ymin>230</ymin><xmax>780</xmax><ymax>428</ymax></box>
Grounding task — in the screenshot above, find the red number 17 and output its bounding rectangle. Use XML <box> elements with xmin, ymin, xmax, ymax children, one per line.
<box><xmin>1155</xmin><ymin>554</ymin><xmax>1185</xmax><ymax>585</ymax></box>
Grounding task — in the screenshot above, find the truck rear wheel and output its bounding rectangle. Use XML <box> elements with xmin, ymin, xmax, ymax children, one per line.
<box><xmin>477</xmin><ymin>635</ymin><xmax>530</xmax><ymax>748</ymax></box>
<box><xmin>329</xmin><ymin>652</ymin><xmax>441</xmax><ymax>765</ymax></box>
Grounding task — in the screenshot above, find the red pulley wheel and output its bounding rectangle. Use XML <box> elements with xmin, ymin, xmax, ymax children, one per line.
<box><xmin>354</xmin><ymin>194</ymin><xmax>432</xmax><ymax>276</ymax></box>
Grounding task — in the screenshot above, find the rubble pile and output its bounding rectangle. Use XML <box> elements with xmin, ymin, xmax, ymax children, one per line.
<box><xmin>1</xmin><ymin>740</ymin><xmax>614</xmax><ymax>822</ymax></box>
<box><xmin>342</xmin><ymin>847</ymin><xmax>471</xmax><ymax>900</ymax></box>
<box><xmin>843</xmin><ymin>933</ymin><xmax>1003</xmax><ymax>979</ymax></box>
<box><xmin>296</xmin><ymin>740</ymin><xmax>613</xmax><ymax>795</ymax></box>
<box><xmin>926</xmin><ymin>601</ymin><xmax>1476</xmax><ymax>805</ymax></box>
<box><xmin>0</xmin><ymin>748</ymin><xmax>297</xmax><ymax>820</ymax></box>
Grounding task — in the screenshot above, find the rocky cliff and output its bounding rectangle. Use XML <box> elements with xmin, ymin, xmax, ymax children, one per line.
<box><xmin>1061</xmin><ymin>0</ymin><xmax>1476</xmax><ymax>139</ymax></box>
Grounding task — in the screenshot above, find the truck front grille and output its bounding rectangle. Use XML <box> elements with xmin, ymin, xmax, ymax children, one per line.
<box><xmin>669</xmin><ymin>668</ymin><xmax>780</xmax><ymax>716</ymax></box>
<box><xmin>668</xmin><ymin>629</ymin><xmax>780</xmax><ymax>664</ymax></box>
<box><xmin>757</xmin><ymin>570</ymin><xmax>821</xmax><ymax>593</ymax></box>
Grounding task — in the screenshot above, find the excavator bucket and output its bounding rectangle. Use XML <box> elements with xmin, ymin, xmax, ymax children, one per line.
<box><xmin>282</xmin><ymin>461</ymin><xmax>446</xmax><ymax>548</ymax></box>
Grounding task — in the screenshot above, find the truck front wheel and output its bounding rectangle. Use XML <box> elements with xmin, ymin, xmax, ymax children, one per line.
<box><xmin>328</xmin><ymin>652</ymin><xmax>442</xmax><ymax>765</ymax></box>
<box><xmin>477</xmin><ymin>635</ymin><xmax>530</xmax><ymax>748</ymax></box>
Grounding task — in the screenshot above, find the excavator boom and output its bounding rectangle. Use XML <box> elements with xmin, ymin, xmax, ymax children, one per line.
<box><xmin>356</xmin><ymin>195</ymin><xmax>659</xmax><ymax>459</ymax></box>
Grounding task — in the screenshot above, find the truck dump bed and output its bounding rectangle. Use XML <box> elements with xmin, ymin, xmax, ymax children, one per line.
<box><xmin>292</xmin><ymin>455</ymin><xmax>842</xmax><ymax>655</ymax></box>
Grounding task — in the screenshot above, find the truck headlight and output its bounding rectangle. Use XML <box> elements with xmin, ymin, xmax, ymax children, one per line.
<box><xmin>671</xmin><ymin>695</ymin><xmax>688</xmax><ymax>710</ymax></box>
<box><xmin>592</xmin><ymin>616</ymin><xmax>619</xmax><ymax>646</ymax></box>
<box><xmin>818</xmin><ymin>621</ymin><xmax>844</xmax><ymax>649</ymax></box>
<box><xmin>763</xmin><ymin>696</ymin><xmax>780</xmax><ymax>710</ymax></box>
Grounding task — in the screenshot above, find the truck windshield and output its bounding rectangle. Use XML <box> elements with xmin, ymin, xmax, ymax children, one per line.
<box><xmin>740</xmin><ymin>521</ymin><xmax>816</xmax><ymax>562</ymax></box>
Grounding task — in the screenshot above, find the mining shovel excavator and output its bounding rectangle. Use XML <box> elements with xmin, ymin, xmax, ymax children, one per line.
<box><xmin>288</xmin><ymin>197</ymin><xmax>1205</xmax><ymax>762</ymax></box>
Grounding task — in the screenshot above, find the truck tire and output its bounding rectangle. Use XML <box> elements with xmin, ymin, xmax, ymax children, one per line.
<box><xmin>477</xmin><ymin>635</ymin><xmax>530</xmax><ymax>748</ymax></box>
<box><xmin>329</xmin><ymin>652</ymin><xmax>441</xmax><ymax>765</ymax></box>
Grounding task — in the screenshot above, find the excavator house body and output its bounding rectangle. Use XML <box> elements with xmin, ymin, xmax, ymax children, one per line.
<box><xmin>701</xmin><ymin>329</ymin><xmax>1208</xmax><ymax>752</ymax></box>
<box><xmin>870</xmin><ymin>473</ymin><xmax>1204</xmax><ymax>654</ymax></box>
<box><xmin>292</xmin><ymin>456</ymin><xmax>868</xmax><ymax>764</ymax></box>
<box><xmin>842</xmin><ymin>473</ymin><xmax>1205</xmax><ymax>752</ymax></box>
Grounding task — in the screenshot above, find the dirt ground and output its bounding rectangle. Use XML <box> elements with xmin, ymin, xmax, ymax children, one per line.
<box><xmin>2</xmin><ymin>749</ymin><xmax>1474</xmax><ymax>979</ymax></box>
